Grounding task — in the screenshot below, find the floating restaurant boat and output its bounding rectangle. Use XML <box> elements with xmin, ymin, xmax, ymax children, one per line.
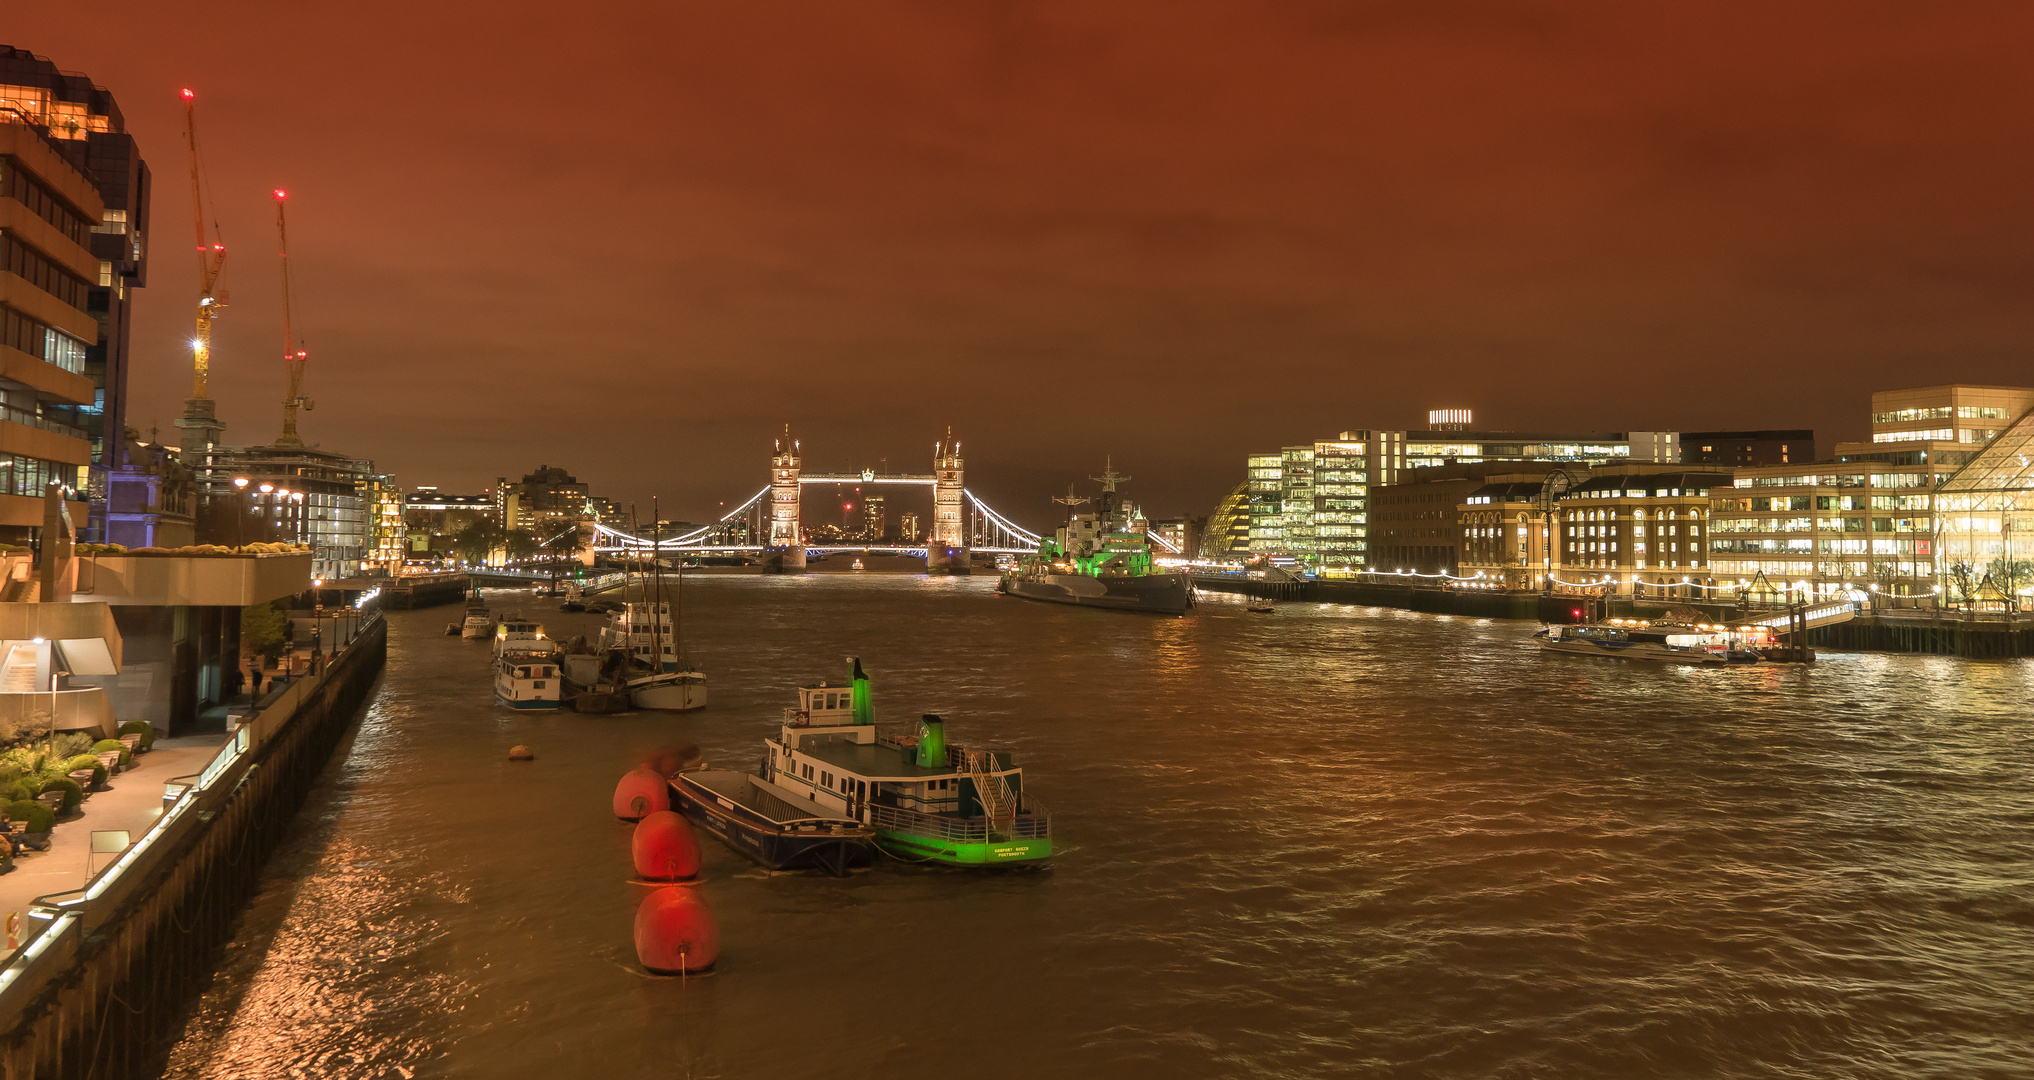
<box><xmin>998</xmin><ymin>464</ymin><xmax>1192</xmax><ymax>616</ymax></box>
<box><xmin>1533</xmin><ymin>619</ymin><xmax>1765</xmax><ymax>665</ymax></box>
<box><xmin>668</xmin><ymin>770</ymin><xmax>875</xmax><ymax>876</ymax></box>
<box><xmin>759</xmin><ymin>659</ymin><xmax>1051</xmax><ymax>867</ymax></box>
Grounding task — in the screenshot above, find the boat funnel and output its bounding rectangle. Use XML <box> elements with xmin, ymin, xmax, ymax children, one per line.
<box><xmin>850</xmin><ymin>657</ymin><xmax>873</xmax><ymax>725</ymax></box>
<box><xmin>915</xmin><ymin>714</ymin><xmax>947</xmax><ymax>767</ymax></box>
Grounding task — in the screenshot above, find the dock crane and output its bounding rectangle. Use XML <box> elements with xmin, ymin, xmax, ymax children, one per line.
<box><xmin>273</xmin><ymin>189</ymin><xmax>312</xmax><ymax>444</ymax></box>
<box><xmin>180</xmin><ymin>88</ymin><xmax>227</xmax><ymax>401</ymax></box>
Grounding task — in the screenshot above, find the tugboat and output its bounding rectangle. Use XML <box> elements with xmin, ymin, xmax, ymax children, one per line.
<box><xmin>1533</xmin><ymin>619</ymin><xmax>1764</xmax><ymax>665</ymax></box>
<box><xmin>755</xmin><ymin>659</ymin><xmax>1052</xmax><ymax>867</ymax></box>
<box><xmin>998</xmin><ymin>463</ymin><xmax>1193</xmax><ymax>615</ymax></box>
<box><xmin>493</xmin><ymin>617</ymin><xmax>564</xmax><ymax>709</ymax></box>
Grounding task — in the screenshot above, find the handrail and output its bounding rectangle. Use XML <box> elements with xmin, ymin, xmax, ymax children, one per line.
<box><xmin>0</xmin><ymin>609</ymin><xmax>384</xmax><ymax>999</ymax></box>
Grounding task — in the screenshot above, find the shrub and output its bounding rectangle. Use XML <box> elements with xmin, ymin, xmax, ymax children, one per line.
<box><xmin>54</xmin><ymin>732</ymin><xmax>95</xmax><ymax>759</ymax></box>
<box><xmin>3</xmin><ymin>781</ymin><xmax>36</xmax><ymax>804</ymax></box>
<box><xmin>38</xmin><ymin>777</ymin><xmax>81</xmax><ymax>813</ymax></box>
<box><xmin>91</xmin><ymin>740</ymin><xmax>130</xmax><ymax>768</ymax></box>
<box><xmin>119</xmin><ymin>721</ymin><xmax>156</xmax><ymax>750</ymax></box>
<box><xmin>6</xmin><ymin>800</ymin><xmax>53</xmax><ymax>834</ymax></box>
<box><xmin>65</xmin><ymin>755</ymin><xmax>107</xmax><ymax>788</ymax></box>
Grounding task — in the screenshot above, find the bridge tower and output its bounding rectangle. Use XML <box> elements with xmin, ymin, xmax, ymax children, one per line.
<box><xmin>765</xmin><ymin>426</ymin><xmax>806</xmax><ymax>573</ymax></box>
<box><xmin>928</xmin><ymin>429</ymin><xmax>970</xmax><ymax>575</ymax></box>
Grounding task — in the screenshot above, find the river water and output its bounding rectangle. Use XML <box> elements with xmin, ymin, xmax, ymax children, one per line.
<box><xmin>161</xmin><ymin>576</ymin><xmax>2034</xmax><ymax>1079</ymax></box>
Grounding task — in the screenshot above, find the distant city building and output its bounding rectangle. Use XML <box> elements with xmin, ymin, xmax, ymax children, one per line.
<box><xmin>1682</xmin><ymin>430</ymin><xmax>1814</xmax><ymax>467</ymax></box>
<box><xmin>863</xmin><ymin>493</ymin><xmax>887</xmax><ymax>540</ymax></box>
<box><xmin>365</xmin><ymin>474</ymin><xmax>405</xmax><ymax>573</ymax></box>
<box><xmin>899</xmin><ymin>511</ymin><xmax>920</xmax><ymax>542</ymax></box>
<box><xmin>1232</xmin><ymin>418</ymin><xmax>1677</xmax><ymax>569</ymax></box>
<box><xmin>103</xmin><ymin>440</ymin><xmax>194</xmax><ymax>549</ymax></box>
<box><xmin>1709</xmin><ymin>384</ymin><xmax>2034</xmax><ymax>601</ymax></box>
<box><xmin>1548</xmin><ymin>466</ymin><xmax>1732</xmax><ymax>598</ymax></box>
<box><xmin>1371</xmin><ymin>462</ymin><xmax>1567</xmax><ymax>576</ymax></box>
<box><xmin>206</xmin><ymin>444</ymin><xmax>372</xmax><ymax>580</ymax></box>
<box><xmin>1</xmin><ymin>48</ymin><xmax>151</xmax><ymax>542</ymax></box>
<box><xmin>405</xmin><ymin>488</ymin><xmax>492</xmax><ymax>556</ymax></box>
<box><xmin>497</xmin><ymin>465</ymin><xmax>590</xmax><ymax>536</ymax></box>
<box><xmin>1198</xmin><ymin>482</ymin><xmax>1251</xmax><ymax>560</ymax></box>
<box><xmin>1146</xmin><ymin>516</ymin><xmax>1201</xmax><ymax>557</ymax></box>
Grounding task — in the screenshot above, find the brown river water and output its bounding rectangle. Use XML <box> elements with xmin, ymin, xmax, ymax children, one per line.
<box><xmin>161</xmin><ymin>575</ymin><xmax>2034</xmax><ymax>1079</ymax></box>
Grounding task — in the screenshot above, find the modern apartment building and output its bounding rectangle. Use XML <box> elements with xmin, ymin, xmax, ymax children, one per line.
<box><xmin>1708</xmin><ymin>385</ymin><xmax>2034</xmax><ymax>601</ymax></box>
<box><xmin>1</xmin><ymin>48</ymin><xmax>149</xmax><ymax>542</ymax></box>
<box><xmin>497</xmin><ymin>464</ymin><xmax>590</xmax><ymax>535</ymax></box>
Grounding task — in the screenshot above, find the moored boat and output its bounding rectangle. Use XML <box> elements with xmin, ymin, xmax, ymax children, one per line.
<box><xmin>1533</xmin><ymin>620</ymin><xmax>1764</xmax><ymax>665</ymax></box>
<box><xmin>460</xmin><ymin>586</ymin><xmax>493</xmax><ymax>639</ymax></box>
<box><xmin>762</xmin><ymin>659</ymin><xmax>1051</xmax><ymax>867</ymax></box>
<box><xmin>494</xmin><ymin>653</ymin><xmax>562</xmax><ymax>709</ymax></box>
<box><xmin>668</xmin><ymin>770</ymin><xmax>874</xmax><ymax>875</ymax></box>
<box><xmin>998</xmin><ymin>465</ymin><xmax>1192</xmax><ymax>615</ymax></box>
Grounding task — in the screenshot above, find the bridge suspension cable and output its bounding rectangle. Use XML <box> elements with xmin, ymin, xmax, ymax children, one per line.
<box><xmin>963</xmin><ymin>489</ymin><xmax>1042</xmax><ymax>550</ymax></box>
<box><xmin>592</xmin><ymin>485</ymin><xmax>770</xmax><ymax>549</ymax></box>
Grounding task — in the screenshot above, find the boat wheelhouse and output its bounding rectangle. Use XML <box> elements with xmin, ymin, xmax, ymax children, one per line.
<box><xmin>1533</xmin><ymin>620</ymin><xmax>1764</xmax><ymax>665</ymax></box>
<box><xmin>492</xmin><ymin>617</ymin><xmax>559</xmax><ymax>659</ymax></box>
<box><xmin>760</xmin><ymin>662</ymin><xmax>1051</xmax><ymax>867</ymax></box>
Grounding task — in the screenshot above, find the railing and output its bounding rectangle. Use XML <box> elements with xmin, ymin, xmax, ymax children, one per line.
<box><xmin>868</xmin><ymin>796</ymin><xmax>1050</xmax><ymax>842</ymax></box>
<box><xmin>0</xmin><ymin>610</ymin><xmax>383</xmax><ymax>993</ymax></box>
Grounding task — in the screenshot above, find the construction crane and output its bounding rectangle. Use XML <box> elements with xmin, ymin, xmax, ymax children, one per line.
<box><xmin>273</xmin><ymin>188</ymin><xmax>312</xmax><ymax>444</ymax></box>
<box><xmin>181</xmin><ymin>88</ymin><xmax>227</xmax><ymax>401</ymax></box>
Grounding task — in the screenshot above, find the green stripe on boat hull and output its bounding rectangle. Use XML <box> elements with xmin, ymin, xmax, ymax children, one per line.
<box><xmin>876</xmin><ymin>830</ymin><xmax>1052</xmax><ymax>866</ymax></box>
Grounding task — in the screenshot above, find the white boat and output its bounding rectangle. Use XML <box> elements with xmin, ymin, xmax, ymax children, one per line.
<box><xmin>1533</xmin><ymin>621</ymin><xmax>1762</xmax><ymax>665</ymax></box>
<box><xmin>460</xmin><ymin>587</ymin><xmax>493</xmax><ymax>639</ymax></box>
<box><xmin>851</xmin><ymin>558</ymin><xmax>865</xmax><ymax>571</ymax></box>
<box><xmin>494</xmin><ymin>653</ymin><xmax>562</xmax><ymax>710</ymax></box>
<box><xmin>1247</xmin><ymin>596</ymin><xmax>1274</xmax><ymax>613</ymax></box>
<box><xmin>599</xmin><ymin>602</ymin><xmax>678</xmax><ymax>672</ymax></box>
<box><xmin>625</xmin><ymin>669</ymin><xmax>707</xmax><ymax>711</ymax></box>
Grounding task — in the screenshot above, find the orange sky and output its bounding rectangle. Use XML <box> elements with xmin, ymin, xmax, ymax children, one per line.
<box><xmin>11</xmin><ymin>2</ymin><xmax>2034</xmax><ymax>523</ymax></box>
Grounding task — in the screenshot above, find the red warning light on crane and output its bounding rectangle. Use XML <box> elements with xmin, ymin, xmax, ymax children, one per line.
<box><xmin>180</xmin><ymin>88</ymin><xmax>194</xmax><ymax>100</ymax></box>
<box><xmin>273</xmin><ymin>189</ymin><xmax>288</xmax><ymax>201</ymax></box>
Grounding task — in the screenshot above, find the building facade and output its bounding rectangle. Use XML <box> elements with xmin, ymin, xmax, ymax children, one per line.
<box><xmin>1235</xmin><ymin>417</ymin><xmax>1677</xmax><ymax>570</ymax></box>
<box><xmin>1682</xmin><ymin>430</ymin><xmax>1814</xmax><ymax>467</ymax></box>
<box><xmin>1</xmin><ymin>48</ymin><xmax>149</xmax><ymax>542</ymax></box>
<box><xmin>1550</xmin><ymin>466</ymin><xmax>1731</xmax><ymax>599</ymax></box>
<box><xmin>1707</xmin><ymin>385</ymin><xmax>2034</xmax><ymax>603</ymax></box>
<box><xmin>405</xmin><ymin>489</ymin><xmax>493</xmax><ymax>556</ymax></box>
<box><xmin>0</xmin><ymin>71</ymin><xmax>105</xmax><ymax>542</ymax></box>
<box><xmin>498</xmin><ymin>465</ymin><xmax>590</xmax><ymax>535</ymax></box>
<box><xmin>208</xmin><ymin>444</ymin><xmax>372</xmax><ymax>579</ymax></box>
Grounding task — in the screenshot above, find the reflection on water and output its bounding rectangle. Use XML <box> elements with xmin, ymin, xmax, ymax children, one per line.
<box><xmin>163</xmin><ymin>578</ymin><xmax>2034</xmax><ymax>1079</ymax></box>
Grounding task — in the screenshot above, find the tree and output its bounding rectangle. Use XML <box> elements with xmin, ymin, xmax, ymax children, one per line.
<box><xmin>452</xmin><ymin>519</ymin><xmax>506</xmax><ymax>564</ymax></box>
<box><xmin>505</xmin><ymin>529</ymin><xmax>541</xmax><ymax>561</ymax></box>
<box><xmin>240</xmin><ymin>600</ymin><xmax>290</xmax><ymax>663</ymax></box>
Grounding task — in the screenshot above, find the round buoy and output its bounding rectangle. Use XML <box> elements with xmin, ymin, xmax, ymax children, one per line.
<box><xmin>631</xmin><ymin>810</ymin><xmax>701</xmax><ymax>882</ymax></box>
<box><xmin>508</xmin><ymin>745</ymin><xmax>535</xmax><ymax>761</ymax></box>
<box><xmin>612</xmin><ymin>767</ymin><xmax>670</xmax><ymax>821</ymax></box>
<box><xmin>634</xmin><ymin>888</ymin><xmax>719</xmax><ymax>975</ymax></box>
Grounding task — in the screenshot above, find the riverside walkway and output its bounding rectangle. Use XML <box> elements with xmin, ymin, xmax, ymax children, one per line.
<box><xmin>0</xmin><ymin>735</ymin><xmax>228</xmax><ymax>936</ymax></box>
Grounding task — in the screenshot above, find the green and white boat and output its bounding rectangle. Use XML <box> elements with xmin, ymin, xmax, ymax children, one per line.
<box><xmin>762</xmin><ymin>660</ymin><xmax>1052</xmax><ymax>867</ymax></box>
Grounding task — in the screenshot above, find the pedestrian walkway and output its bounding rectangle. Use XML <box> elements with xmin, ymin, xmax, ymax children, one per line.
<box><xmin>0</xmin><ymin>735</ymin><xmax>230</xmax><ymax>935</ymax></box>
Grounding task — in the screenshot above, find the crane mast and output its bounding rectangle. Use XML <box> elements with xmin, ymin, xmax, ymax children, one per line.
<box><xmin>181</xmin><ymin>88</ymin><xmax>227</xmax><ymax>401</ymax></box>
<box><xmin>273</xmin><ymin>189</ymin><xmax>311</xmax><ymax>444</ymax></box>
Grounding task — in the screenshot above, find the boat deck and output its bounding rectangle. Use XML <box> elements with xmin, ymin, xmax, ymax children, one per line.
<box><xmin>793</xmin><ymin>736</ymin><xmax>957</xmax><ymax>781</ymax></box>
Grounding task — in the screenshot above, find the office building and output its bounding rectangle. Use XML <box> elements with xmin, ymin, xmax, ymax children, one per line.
<box><xmin>1708</xmin><ymin>385</ymin><xmax>2034</xmax><ymax>601</ymax></box>
<box><xmin>1</xmin><ymin>48</ymin><xmax>150</xmax><ymax>542</ymax></box>
<box><xmin>207</xmin><ymin>444</ymin><xmax>372</xmax><ymax>580</ymax></box>
<box><xmin>1682</xmin><ymin>430</ymin><xmax>1814</xmax><ymax>467</ymax></box>
<box><xmin>1372</xmin><ymin>462</ymin><xmax>1567</xmax><ymax>576</ymax></box>
<box><xmin>1235</xmin><ymin>413</ymin><xmax>1677</xmax><ymax>569</ymax></box>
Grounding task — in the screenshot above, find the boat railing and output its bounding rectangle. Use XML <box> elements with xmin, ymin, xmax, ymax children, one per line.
<box><xmin>869</xmin><ymin>799</ymin><xmax>1050</xmax><ymax>842</ymax></box>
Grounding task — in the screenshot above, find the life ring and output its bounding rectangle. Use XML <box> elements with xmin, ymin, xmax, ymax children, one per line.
<box><xmin>792</xmin><ymin>710</ymin><xmax>810</xmax><ymax>727</ymax></box>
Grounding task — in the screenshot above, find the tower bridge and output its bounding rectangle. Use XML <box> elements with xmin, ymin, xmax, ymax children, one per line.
<box><xmin>583</xmin><ymin>429</ymin><xmax>1043</xmax><ymax>574</ymax></box>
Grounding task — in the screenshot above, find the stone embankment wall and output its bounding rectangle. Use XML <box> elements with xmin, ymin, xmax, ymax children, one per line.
<box><xmin>0</xmin><ymin>617</ymin><xmax>385</xmax><ymax>1080</ymax></box>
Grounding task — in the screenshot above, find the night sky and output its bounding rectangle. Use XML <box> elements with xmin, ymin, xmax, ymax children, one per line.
<box><xmin>12</xmin><ymin>3</ymin><xmax>2034</xmax><ymax>526</ymax></box>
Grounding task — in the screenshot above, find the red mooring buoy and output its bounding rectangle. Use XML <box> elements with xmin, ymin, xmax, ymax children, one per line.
<box><xmin>631</xmin><ymin>810</ymin><xmax>701</xmax><ymax>882</ymax></box>
<box><xmin>634</xmin><ymin>888</ymin><xmax>720</xmax><ymax>975</ymax></box>
<box><xmin>612</xmin><ymin>766</ymin><xmax>670</xmax><ymax>821</ymax></box>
